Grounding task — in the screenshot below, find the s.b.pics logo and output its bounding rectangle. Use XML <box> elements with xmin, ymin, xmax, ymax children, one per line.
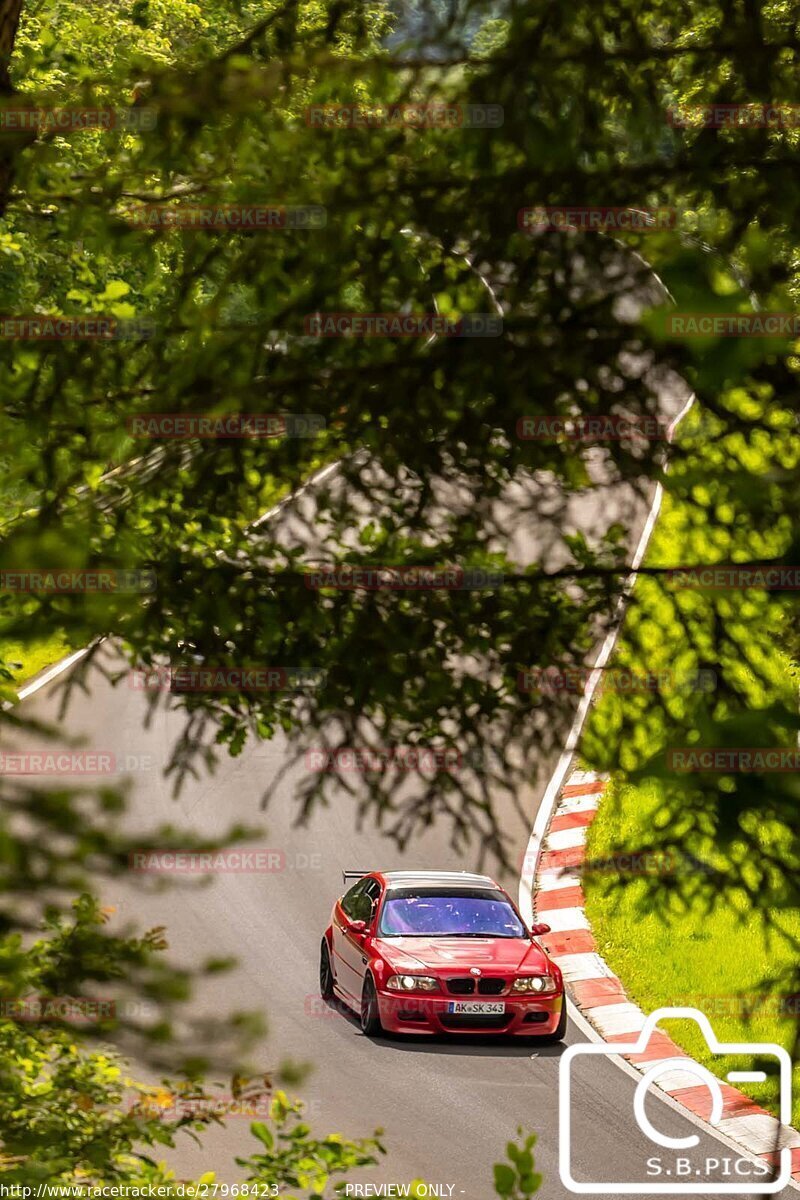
<box><xmin>559</xmin><ymin>1007</ymin><xmax>793</xmax><ymax>1193</ymax></box>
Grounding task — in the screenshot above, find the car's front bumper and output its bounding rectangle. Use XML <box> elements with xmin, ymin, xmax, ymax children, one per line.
<box><xmin>376</xmin><ymin>989</ymin><xmax>564</xmax><ymax>1036</ymax></box>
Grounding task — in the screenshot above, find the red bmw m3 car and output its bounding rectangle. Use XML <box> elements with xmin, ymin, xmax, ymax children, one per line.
<box><xmin>319</xmin><ymin>870</ymin><xmax>566</xmax><ymax>1039</ymax></box>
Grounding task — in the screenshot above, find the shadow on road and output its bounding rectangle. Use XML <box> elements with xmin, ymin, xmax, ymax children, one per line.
<box><xmin>320</xmin><ymin>995</ymin><xmax>566</xmax><ymax>1057</ymax></box>
<box><xmin>368</xmin><ymin>1034</ymin><xmax>566</xmax><ymax>1059</ymax></box>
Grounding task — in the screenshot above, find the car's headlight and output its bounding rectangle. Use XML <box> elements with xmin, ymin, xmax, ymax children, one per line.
<box><xmin>512</xmin><ymin>975</ymin><xmax>557</xmax><ymax>994</ymax></box>
<box><xmin>386</xmin><ymin>974</ymin><xmax>439</xmax><ymax>992</ymax></box>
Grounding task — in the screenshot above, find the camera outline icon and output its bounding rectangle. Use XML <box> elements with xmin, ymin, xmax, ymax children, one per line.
<box><xmin>559</xmin><ymin>1006</ymin><xmax>793</xmax><ymax>1194</ymax></box>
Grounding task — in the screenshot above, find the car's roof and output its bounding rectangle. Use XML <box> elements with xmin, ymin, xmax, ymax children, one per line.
<box><xmin>379</xmin><ymin>870</ymin><xmax>502</xmax><ymax>891</ymax></box>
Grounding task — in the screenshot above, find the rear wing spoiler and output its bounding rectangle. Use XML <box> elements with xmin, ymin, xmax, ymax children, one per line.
<box><xmin>342</xmin><ymin>870</ymin><xmax>370</xmax><ymax>886</ymax></box>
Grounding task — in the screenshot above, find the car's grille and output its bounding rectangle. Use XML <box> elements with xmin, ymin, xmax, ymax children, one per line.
<box><xmin>440</xmin><ymin>1013</ymin><xmax>512</xmax><ymax>1030</ymax></box>
<box><xmin>477</xmin><ymin>978</ymin><xmax>505</xmax><ymax>995</ymax></box>
<box><xmin>446</xmin><ymin>977</ymin><xmax>507</xmax><ymax>995</ymax></box>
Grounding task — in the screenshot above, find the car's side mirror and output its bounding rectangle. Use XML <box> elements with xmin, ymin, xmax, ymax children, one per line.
<box><xmin>530</xmin><ymin>922</ymin><xmax>551</xmax><ymax>937</ymax></box>
<box><xmin>349</xmin><ymin>919</ymin><xmax>368</xmax><ymax>935</ymax></box>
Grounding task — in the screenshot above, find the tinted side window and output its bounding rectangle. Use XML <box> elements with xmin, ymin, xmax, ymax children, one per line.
<box><xmin>341</xmin><ymin>880</ymin><xmax>366</xmax><ymax>918</ymax></box>
<box><xmin>343</xmin><ymin>878</ymin><xmax>381</xmax><ymax>923</ymax></box>
<box><xmin>359</xmin><ymin>879</ymin><xmax>382</xmax><ymax>923</ymax></box>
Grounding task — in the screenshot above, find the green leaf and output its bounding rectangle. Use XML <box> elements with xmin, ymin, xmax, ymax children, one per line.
<box><xmin>250</xmin><ymin>1121</ymin><xmax>274</xmax><ymax>1149</ymax></box>
<box><xmin>97</xmin><ymin>280</ymin><xmax>132</xmax><ymax>301</ymax></box>
<box><xmin>493</xmin><ymin>1164</ymin><xmax>516</xmax><ymax>1195</ymax></box>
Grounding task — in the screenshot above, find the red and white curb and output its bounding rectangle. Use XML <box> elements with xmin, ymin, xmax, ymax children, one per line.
<box><xmin>534</xmin><ymin>767</ymin><xmax>800</xmax><ymax>1183</ymax></box>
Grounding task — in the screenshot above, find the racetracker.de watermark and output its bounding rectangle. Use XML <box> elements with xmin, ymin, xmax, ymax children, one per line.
<box><xmin>125</xmin><ymin>413</ymin><xmax>324</xmax><ymax>439</ymax></box>
<box><xmin>667</xmin><ymin>565</ymin><xmax>800</xmax><ymax>589</ymax></box>
<box><xmin>305</xmin><ymin>994</ymin><xmax>350</xmax><ymax>1020</ymax></box>
<box><xmin>304</xmin><ymin>313</ymin><xmax>502</xmax><ymax>337</ymax></box>
<box><xmin>0</xmin><ymin>316</ymin><xmax>154</xmax><ymax>339</ymax></box>
<box><xmin>127</xmin><ymin>204</ymin><xmax>326</xmax><ymax>229</ymax></box>
<box><xmin>303</xmin><ymin>565</ymin><xmax>503</xmax><ymax>589</ymax></box>
<box><xmin>518</xmin><ymin>666</ymin><xmax>717</xmax><ymax>695</ymax></box>
<box><xmin>305</xmin><ymin>994</ymin><xmax>448</xmax><ymax>1023</ymax></box>
<box><xmin>518</xmin><ymin>206</ymin><xmax>676</xmax><ymax>232</ymax></box>
<box><xmin>517</xmin><ymin>414</ymin><xmax>668</xmax><ymax>441</ymax></box>
<box><xmin>667</xmin><ymin>103</ymin><xmax>800</xmax><ymax>129</ymax></box>
<box><xmin>0</xmin><ymin>752</ymin><xmax>152</xmax><ymax>774</ymax></box>
<box><xmin>666</xmin><ymin>313</ymin><xmax>800</xmax><ymax>337</ymax></box>
<box><xmin>131</xmin><ymin>1093</ymin><xmax>271</xmax><ymax>1120</ymax></box>
<box><xmin>130</xmin><ymin>666</ymin><xmax>325</xmax><ymax>692</ymax></box>
<box><xmin>0</xmin><ymin>568</ymin><xmax>155</xmax><ymax>593</ymax></box>
<box><xmin>668</xmin><ymin>993</ymin><xmax>800</xmax><ymax>1017</ymax></box>
<box><xmin>0</xmin><ymin>996</ymin><xmax>116</xmax><ymax>1022</ymax></box>
<box><xmin>668</xmin><ymin>747</ymin><xmax>800</xmax><ymax>772</ymax></box>
<box><xmin>0</xmin><ymin>107</ymin><xmax>157</xmax><ymax>131</ymax></box>
<box><xmin>306</xmin><ymin>747</ymin><xmax>462</xmax><ymax>774</ymax></box>
<box><xmin>129</xmin><ymin>849</ymin><xmax>288</xmax><ymax>873</ymax></box>
<box><xmin>304</xmin><ymin>103</ymin><xmax>503</xmax><ymax>128</ymax></box>
<box><xmin>530</xmin><ymin>848</ymin><xmax>703</xmax><ymax>877</ymax></box>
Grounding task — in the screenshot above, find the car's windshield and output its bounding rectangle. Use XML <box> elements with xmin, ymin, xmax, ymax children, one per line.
<box><xmin>378</xmin><ymin>891</ymin><xmax>526</xmax><ymax>938</ymax></box>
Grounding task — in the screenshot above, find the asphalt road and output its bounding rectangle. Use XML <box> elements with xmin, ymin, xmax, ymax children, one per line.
<box><xmin>16</xmin><ymin>401</ymin><xmax>790</xmax><ymax>1195</ymax></box>
<box><xmin>18</xmin><ymin>640</ymin><xmax>778</xmax><ymax>1198</ymax></box>
<box><xmin>12</xmin><ymin>246</ymin><xmax>787</xmax><ymax>1198</ymax></box>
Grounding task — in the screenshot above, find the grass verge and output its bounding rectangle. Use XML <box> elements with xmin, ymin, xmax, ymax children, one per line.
<box><xmin>585</xmin><ymin>774</ymin><xmax>800</xmax><ymax>1126</ymax></box>
<box><xmin>0</xmin><ymin>629</ymin><xmax>78</xmax><ymax>690</ymax></box>
<box><xmin>581</xmin><ymin>400</ymin><xmax>800</xmax><ymax>1126</ymax></box>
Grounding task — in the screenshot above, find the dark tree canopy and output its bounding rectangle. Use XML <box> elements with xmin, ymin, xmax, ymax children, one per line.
<box><xmin>0</xmin><ymin>0</ymin><xmax>798</xmax><ymax>1184</ymax></box>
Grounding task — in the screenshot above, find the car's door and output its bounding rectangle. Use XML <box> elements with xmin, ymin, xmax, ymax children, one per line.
<box><xmin>332</xmin><ymin>879</ymin><xmax>367</xmax><ymax>1000</ymax></box>
<box><xmin>333</xmin><ymin>877</ymin><xmax>382</xmax><ymax>1000</ymax></box>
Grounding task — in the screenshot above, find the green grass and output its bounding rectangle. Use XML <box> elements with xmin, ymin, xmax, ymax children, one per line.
<box><xmin>581</xmin><ymin>400</ymin><xmax>800</xmax><ymax>1125</ymax></box>
<box><xmin>585</xmin><ymin>776</ymin><xmax>800</xmax><ymax>1125</ymax></box>
<box><xmin>0</xmin><ymin>630</ymin><xmax>77</xmax><ymax>689</ymax></box>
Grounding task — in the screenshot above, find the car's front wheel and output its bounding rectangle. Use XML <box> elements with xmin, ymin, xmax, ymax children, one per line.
<box><xmin>319</xmin><ymin>938</ymin><xmax>334</xmax><ymax>1001</ymax></box>
<box><xmin>360</xmin><ymin>974</ymin><xmax>383</xmax><ymax>1036</ymax></box>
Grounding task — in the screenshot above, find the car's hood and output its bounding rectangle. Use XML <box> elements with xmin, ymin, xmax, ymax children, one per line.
<box><xmin>376</xmin><ymin>936</ymin><xmax>551</xmax><ymax>974</ymax></box>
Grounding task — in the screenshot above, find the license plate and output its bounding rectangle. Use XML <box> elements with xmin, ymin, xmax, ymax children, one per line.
<box><xmin>447</xmin><ymin>1000</ymin><xmax>505</xmax><ymax>1015</ymax></box>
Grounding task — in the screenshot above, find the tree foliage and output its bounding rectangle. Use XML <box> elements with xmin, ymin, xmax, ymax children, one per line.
<box><xmin>0</xmin><ymin>0</ymin><xmax>798</xmax><ymax>1186</ymax></box>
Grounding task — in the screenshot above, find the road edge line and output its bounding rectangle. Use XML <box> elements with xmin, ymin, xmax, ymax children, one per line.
<box><xmin>540</xmin><ymin>773</ymin><xmax>800</xmax><ymax>1183</ymax></box>
<box><xmin>10</xmin><ymin>455</ymin><xmax>354</xmax><ymax>705</ymax></box>
<box><xmin>517</xmin><ymin>386</ymin><xmax>800</xmax><ymax>1183</ymax></box>
<box><xmin>517</xmin><ymin>381</ymin><xmax>695</xmax><ymax>929</ymax></box>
